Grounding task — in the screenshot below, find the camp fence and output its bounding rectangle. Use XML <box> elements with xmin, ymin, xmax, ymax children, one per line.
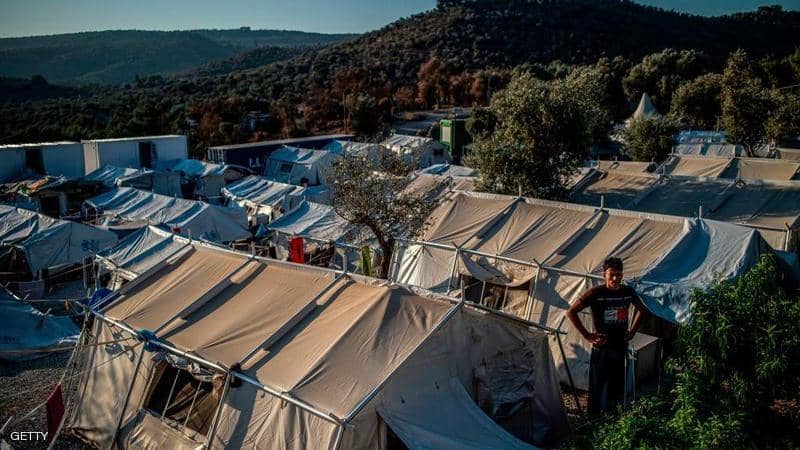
<box><xmin>390</xmin><ymin>191</ymin><xmax>767</xmax><ymax>389</ymax></box>
<box><xmin>66</xmin><ymin>236</ymin><xmax>570</xmax><ymax>449</ymax></box>
<box><xmin>570</xmin><ymin>169</ymin><xmax>800</xmax><ymax>250</ymax></box>
<box><xmin>83</xmin><ymin>187</ymin><xmax>250</xmax><ymax>243</ymax></box>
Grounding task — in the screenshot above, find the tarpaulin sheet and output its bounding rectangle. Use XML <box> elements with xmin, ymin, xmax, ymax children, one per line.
<box><xmin>0</xmin><ymin>289</ymin><xmax>78</xmax><ymax>361</ymax></box>
<box><xmin>378</xmin><ymin>378</ymin><xmax>535</xmax><ymax>450</ymax></box>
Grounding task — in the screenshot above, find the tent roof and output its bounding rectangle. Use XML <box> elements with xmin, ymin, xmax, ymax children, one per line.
<box><xmin>417</xmin><ymin>191</ymin><xmax>764</xmax><ymax>323</ymax></box>
<box><xmin>268</xmin><ymin>146</ymin><xmax>336</xmax><ymax>165</ymax></box>
<box><xmin>673</xmin><ymin>143</ymin><xmax>743</xmax><ymax>157</ymax></box>
<box><xmin>100</xmin><ymin>239</ymin><xmax>550</xmax><ymax>420</ymax></box>
<box><xmin>629</xmin><ymin>93</ymin><xmax>659</xmax><ymax>121</ymax></box>
<box><xmin>266</xmin><ymin>200</ymin><xmax>352</xmax><ymax>242</ymax></box>
<box><xmin>0</xmin><ymin>205</ymin><xmax>118</xmax><ymax>272</ymax></box>
<box><xmin>593</xmin><ymin>160</ymin><xmax>654</xmax><ymax>174</ymax></box>
<box><xmin>570</xmin><ymin>170</ymin><xmax>800</xmax><ymax>248</ymax></box>
<box><xmin>658</xmin><ymin>155</ymin><xmax>800</xmax><ymax>180</ymax></box>
<box><xmin>98</xmin><ymin>225</ymin><xmax>186</xmax><ymax>276</ymax></box>
<box><xmin>83</xmin><ymin>165</ymin><xmax>141</xmax><ymax>187</ymax></box>
<box><xmin>222</xmin><ymin>175</ymin><xmax>306</xmax><ymax>208</ymax></box>
<box><xmin>97</xmin><ymin>237</ymin><xmax>563</xmax><ymax>441</ymax></box>
<box><xmin>158</xmin><ymin>158</ymin><xmax>229</xmax><ymax>178</ymax></box>
<box><xmin>419</xmin><ymin>164</ymin><xmax>479</xmax><ymax>177</ymax></box>
<box><xmin>85</xmin><ymin>187</ymin><xmax>250</xmax><ymax>242</ymax></box>
<box><xmin>0</xmin><ymin>287</ymin><xmax>78</xmax><ymax>360</ymax></box>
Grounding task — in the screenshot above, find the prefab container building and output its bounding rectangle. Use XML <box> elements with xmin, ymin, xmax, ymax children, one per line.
<box><xmin>206</xmin><ymin>134</ymin><xmax>352</xmax><ymax>171</ymax></box>
<box><xmin>0</xmin><ymin>142</ymin><xmax>84</xmax><ymax>182</ymax></box>
<box><xmin>82</xmin><ymin>135</ymin><xmax>188</xmax><ymax>175</ymax></box>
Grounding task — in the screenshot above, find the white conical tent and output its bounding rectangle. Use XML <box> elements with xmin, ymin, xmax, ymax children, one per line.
<box><xmin>625</xmin><ymin>93</ymin><xmax>659</xmax><ymax>127</ymax></box>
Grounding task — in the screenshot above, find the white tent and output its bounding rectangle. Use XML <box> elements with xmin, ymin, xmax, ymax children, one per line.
<box><xmin>264</xmin><ymin>146</ymin><xmax>338</xmax><ymax>186</ymax></box>
<box><xmin>222</xmin><ymin>176</ymin><xmax>329</xmax><ymax>225</ymax></box>
<box><xmin>83</xmin><ymin>165</ymin><xmax>141</xmax><ymax>188</ymax></box>
<box><xmin>97</xmin><ymin>226</ymin><xmax>187</xmax><ymax>287</ymax></box>
<box><xmin>323</xmin><ymin>140</ymin><xmax>390</xmax><ymax>165</ymax></box>
<box><xmin>84</xmin><ymin>187</ymin><xmax>250</xmax><ymax>243</ymax></box>
<box><xmin>0</xmin><ymin>205</ymin><xmax>118</xmax><ymax>273</ymax></box>
<box><xmin>116</xmin><ymin>170</ymin><xmax>183</xmax><ymax>197</ymax></box>
<box><xmin>159</xmin><ymin>159</ymin><xmax>248</xmax><ymax>202</ymax></box>
<box><xmin>625</xmin><ymin>93</ymin><xmax>659</xmax><ymax>127</ymax></box>
<box><xmin>67</xmin><ymin>240</ymin><xmax>569</xmax><ymax>449</ymax></box>
<box><xmin>383</xmin><ymin>134</ymin><xmax>450</xmax><ymax>168</ymax></box>
<box><xmin>392</xmin><ymin>191</ymin><xmax>766</xmax><ymax>388</ymax></box>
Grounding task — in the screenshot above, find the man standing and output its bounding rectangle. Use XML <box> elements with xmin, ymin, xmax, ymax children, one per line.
<box><xmin>566</xmin><ymin>257</ymin><xmax>647</xmax><ymax>414</ymax></box>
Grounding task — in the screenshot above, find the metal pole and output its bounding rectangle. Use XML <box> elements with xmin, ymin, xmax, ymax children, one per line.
<box><xmin>182</xmin><ymin>382</ymin><xmax>202</xmax><ymax>430</ymax></box>
<box><xmin>445</xmin><ymin>246</ymin><xmax>459</xmax><ymax>295</ymax></box>
<box><xmin>162</xmin><ymin>370</ymin><xmax>181</xmax><ymax>419</ymax></box>
<box><xmin>108</xmin><ymin>344</ymin><xmax>146</xmax><ymax>450</ymax></box>
<box><xmin>331</xmin><ymin>423</ymin><xmax>346</xmax><ymax>450</ymax></box>
<box><xmin>523</xmin><ymin>266</ymin><xmax>541</xmax><ymax>321</ymax></box>
<box><xmin>204</xmin><ymin>372</ymin><xmax>232</xmax><ymax>450</ymax></box>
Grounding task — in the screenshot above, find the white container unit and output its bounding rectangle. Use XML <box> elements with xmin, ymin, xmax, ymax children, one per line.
<box><xmin>0</xmin><ymin>142</ymin><xmax>84</xmax><ymax>182</ymax></box>
<box><xmin>82</xmin><ymin>135</ymin><xmax>188</xmax><ymax>175</ymax></box>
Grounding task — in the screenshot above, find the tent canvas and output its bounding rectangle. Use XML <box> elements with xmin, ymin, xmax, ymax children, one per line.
<box><xmin>82</xmin><ymin>165</ymin><xmax>141</xmax><ymax>188</ymax></box>
<box><xmin>84</xmin><ymin>187</ymin><xmax>250</xmax><ymax>243</ymax></box>
<box><xmin>116</xmin><ymin>170</ymin><xmax>183</xmax><ymax>197</ymax></box>
<box><xmin>264</xmin><ymin>146</ymin><xmax>338</xmax><ymax>186</ymax></box>
<box><xmin>68</xmin><ymin>239</ymin><xmax>569</xmax><ymax>449</ymax></box>
<box><xmin>383</xmin><ymin>134</ymin><xmax>450</xmax><ymax>168</ymax></box>
<box><xmin>222</xmin><ymin>175</ymin><xmax>307</xmax><ymax>224</ymax></box>
<box><xmin>570</xmin><ymin>171</ymin><xmax>800</xmax><ymax>251</ymax></box>
<box><xmin>0</xmin><ymin>205</ymin><xmax>118</xmax><ymax>273</ymax></box>
<box><xmin>393</xmin><ymin>191</ymin><xmax>768</xmax><ymax>388</ymax></box>
<box><xmin>98</xmin><ymin>226</ymin><xmax>187</xmax><ymax>279</ymax></box>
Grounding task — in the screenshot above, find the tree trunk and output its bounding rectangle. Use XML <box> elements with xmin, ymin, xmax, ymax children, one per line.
<box><xmin>379</xmin><ymin>241</ymin><xmax>392</xmax><ymax>280</ymax></box>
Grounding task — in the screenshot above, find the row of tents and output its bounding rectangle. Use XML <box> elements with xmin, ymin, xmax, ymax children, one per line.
<box><xmin>569</xmin><ymin>169</ymin><xmax>800</xmax><ymax>251</ymax></box>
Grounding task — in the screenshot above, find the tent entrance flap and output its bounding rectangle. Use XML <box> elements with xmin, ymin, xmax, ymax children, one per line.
<box><xmin>377</xmin><ymin>378</ymin><xmax>535</xmax><ymax>450</ymax></box>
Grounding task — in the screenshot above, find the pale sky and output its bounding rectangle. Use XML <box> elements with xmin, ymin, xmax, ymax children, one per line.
<box><xmin>0</xmin><ymin>0</ymin><xmax>798</xmax><ymax>38</ymax></box>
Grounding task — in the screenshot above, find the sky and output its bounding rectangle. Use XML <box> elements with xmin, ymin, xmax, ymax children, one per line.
<box><xmin>0</xmin><ymin>0</ymin><xmax>798</xmax><ymax>38</ymax></box>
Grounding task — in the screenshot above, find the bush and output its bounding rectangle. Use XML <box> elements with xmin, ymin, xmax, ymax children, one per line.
<box><xmin>575</xmin><ymin>255</ymin><xmax>800</xmax><ymax>449</ymax></box>
<box><xmin>622</xmin><ymin>115</ymin><xmax>680</xmax><ymax>162</ymax></box>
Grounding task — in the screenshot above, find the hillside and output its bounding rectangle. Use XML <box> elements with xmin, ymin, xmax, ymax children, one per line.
<box><xmin>188</xmin><ymin>46</ymin><xmax>308</xmax><ymax>77</ymax></box>
<box><xmin>0</xmin><ymin>29</ymin><xmax>356</xmax><ymax>85</ymax></box>
<box><xmin>1</xmin><ymin>1</ymin><xmax>798</xmax><ymax>150</ymax></box>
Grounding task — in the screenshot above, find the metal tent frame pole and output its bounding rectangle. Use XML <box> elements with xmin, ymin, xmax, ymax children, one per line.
<box><xmin>108</xmin><ymin>344</ymin><xmax>146</xmax><ymax>450</ymax></box>
<box><xmin>204</xmin><ymin>372</ymin><xmax>232</xmax><ymax>450</ymax></box>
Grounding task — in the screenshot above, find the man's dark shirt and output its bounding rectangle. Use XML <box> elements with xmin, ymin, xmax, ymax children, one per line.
<box><xmin>577</xmin><ymin>284</ymin><xmax>642</xmax><ymax>349</ymax></box>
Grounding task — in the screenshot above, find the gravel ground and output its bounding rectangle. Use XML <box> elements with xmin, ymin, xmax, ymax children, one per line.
<box><xmin>0</xmin><ymin>352</ymin><xmax>89</xmax><ymax>449</ymax></box>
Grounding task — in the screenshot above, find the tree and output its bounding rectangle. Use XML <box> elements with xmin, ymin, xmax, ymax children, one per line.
<box><xmin>623</xmin><ymin>49</ymin><xmax>709</xmax><ymax>113</ymax></box>
<box><xmin>720</xmin><ymin>50</ymin><xmax>776</xmax><ymax>157</ymax></box>
<box><xmin>670</xmin><ymin>73</ymin><xmax>723</xmax><ymax>129</ymax></box>
<box><xmin>465</xmin><ymin>107</ymin><xmax>497</xmax><ymax>140</ymax></box>
<box><xmin>328</xmin><ymin>153</ymin><xmax>440</xmax><ymax>279</ymax></box>
<box><xmin>347</xmin><ymin>93</ymin><xmax>381</xmax><ymax>137</ymax></box>
<box><xmin>622</xmin><ymin>115</ymin><xmax>680</xmax><ymax>162</ymax></box>
<box><xmin>467</xmin><ymin>70</ymin><xmax>597</xmax><ymax>199</ymax></box>
<box><xmin>767</xmin><ymin>90</ymin><xmax>800</xmax><ymax>144</ymax></box>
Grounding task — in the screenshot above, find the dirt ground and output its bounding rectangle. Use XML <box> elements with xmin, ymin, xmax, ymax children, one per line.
<box><xmin>0</xmin><ymin>352</ymin><xmax>88</xmax><ymax>449</ymax></box>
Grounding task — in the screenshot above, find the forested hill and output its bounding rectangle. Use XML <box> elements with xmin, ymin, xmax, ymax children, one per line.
<box><xmin>0</xmin><ymin>29</ymin><xmax>356</xmax><ymax>85</ymax></box>
<box><xmin>233</xmin><ymin>0</ymin><xmax>799</xmax><ymax>95</ymax></box>
<box><xmin>1</xmin><ymin>1</ymin><xmax>799</xmax><ymax>150</ymax></box>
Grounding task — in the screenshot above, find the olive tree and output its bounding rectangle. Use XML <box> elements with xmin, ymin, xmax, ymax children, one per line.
<box><xmin>328</xmin><ymin>152</ymin><xmax>440</xmax><ymax>278</ymax></box>
<box><xmin>467</xmin><ymin>69</ymin><xmax>603</xmax><ymax>199</ymax></box>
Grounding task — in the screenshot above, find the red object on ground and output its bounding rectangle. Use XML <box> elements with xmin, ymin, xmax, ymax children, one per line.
<box><xmin>289</xmin><ymin>237</ymin><xmax>305</xmax><ymax>264</ymax></box>
<box><xmin>46</xmin><ymin>384</ymin><xmax>65</xmax><ymax>443</ymax></box>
